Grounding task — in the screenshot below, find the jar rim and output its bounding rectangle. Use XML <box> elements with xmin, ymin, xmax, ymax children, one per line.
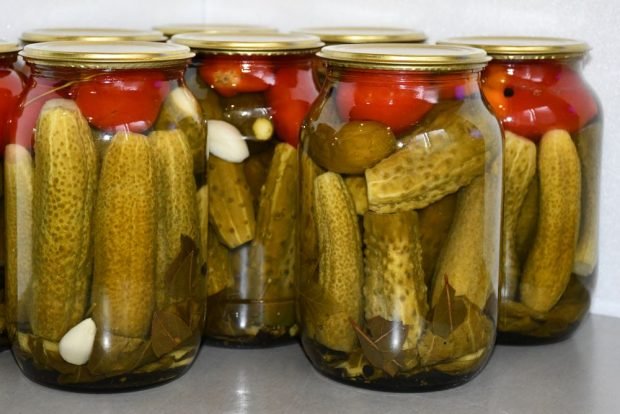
<box><xmin>21</xmin><ymin>28</ymin><xmax>167</xmax><ymax>43</ymax></box>
<box><xmin>318</xmin><ymin>44</ymin><xmax>490</xmax><ymax>71</ymax></box>
<box><xmin>20</xmin><ymin>41</ymin><xmax>194</xmax><ymax>68</ymax></box>
<box><xmin>154</xmin><ymin>23</ymin><xmax>278</xmax><ymax>37</ymax></box>
<box><xmin>169</xmin><ymin>33</ymin><xmax>324</xmax><ymax>55</ymax></box>
<box><xmin>0</xmin><ymin>40</ymin><xmax>20</xmax><ymax>54</ymax></box>
<box><xmin>297</xmin><ymin>26</ymin><xmax>426</xmax><ymax>44</ymax></box>
<box><xmin>437</xmin><ymin>36</ymin><xmax>590</xmax><ymax>59</ymax></box>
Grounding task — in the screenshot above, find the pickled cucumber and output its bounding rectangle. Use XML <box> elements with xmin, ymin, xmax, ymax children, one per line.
<box><xmin>573</xmin><ymin>121</ymin><xmax>603</xmax><ymax>276</ymax></box>
<box><xmin>501</xmin><ymin>131</ymin><xmax>537</xmax><ymax>300</ymax></box>
<box><xmin>92</xmin><ymin>131</ymin><xmax>156</xmax><ymax>340</ymax></box>
<box><xmin>431</xmin><ymin>177</ymin><xmax>491</xmax><ymax>310</ymax></box>
<box><xmin>308</xmin><ymin>121</ymin><xmax>396</xmax><ymax>174</ymax></box>
<box><xmin>208</xmin><ymin>156</ymin><xmax>255</xmax><ymax>248</ymax></box>
<box><xmin>418</xmin><ymin>194</ymin><xmax>457</xmax><ymax>284</ymax></box>
<box><xmin>222</xmin><ymin>93</ymin><xmax>273</xmax><ymax>141</ymax></box>
<box><xmin>515</xmin><ymin>175</ymin><xmax>539</xmax><ymax>263</ymax></box>
<box><xmin>249</xmin><ymin>143</ymin><xmax>298</xmax><ymax>298</ymax></box>
<box><xmin>150</xmin><ymin>129</ymin><xmax>199</xmax><ymax>309</ymax></box>
<box><xmin>520</xmin><ymin>130</ymin><xmax>581</xmax><ymax>313</ymax></box>
<box><xmin>344</xmin><ymin>176</ymin><xmax>369</xmax><ymax>215</ymax></box>
<box><xmin>4</xmin><ymin>144</ymin><xmax>34</xmax><ymax>329</ymax></box>
<box><xmin>366</xmin><ymin>101</ymin><xmax>489</xmax><ymax>213</ymax></box>
<box><xmin>363</xmin><ymin>210</ymin><xmax>428</xmax><ymax>349</ymax></box>
<box><xmin>299</xmin><ymin>152</ymin><xmax>324</xmax><ymax>285</ymax></box>
<box><xmin>309</xmin><ymin>172</ymin><xmax>363</xmax><ymax>352</ymax></box>
<box><xmin>30</xmin><ymin>100</ymin><xmax>97</xmax><ymax>342</ymax></box>
<box><xmin>155</xmin><ymin>87</ymin><xmax>207</xmax><ymax>174</ymax></box>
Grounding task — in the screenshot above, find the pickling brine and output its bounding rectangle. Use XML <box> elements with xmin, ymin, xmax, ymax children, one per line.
<box><xmin>298</xmin><ymin>44</ymin><xmax>502</xmax><ymax>391</ymax></box>
<box><xmin>171</xmin><ymin>33</ymin><xmax>323</xmax><ymax>346</ymax></box>
<box><xmin>440</xmin><ymin>37</ymin><xmax>602</xmax><ymax>344</ymax></box>
<box><xmin>8</xmin><ymin>41</ymin><xmax>206</xmax><ymax>390</ymax></box>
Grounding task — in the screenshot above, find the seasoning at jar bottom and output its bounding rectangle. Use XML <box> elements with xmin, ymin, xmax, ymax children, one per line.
<box><xmin>0</xmin><ymin>40</ymin><xmax>26</xmax><ymax>350</ymax></box>
<box><xmin>298</xmin><ymin>44</ymin><xmax>502</xmax><ymax>391</ymax></box>
<box><xmin>171</xmin><ymin>33</ymin><xmax>323</xmax><ymax>347</ymax></box>
<box><xmin>8</xmin><ymin>41</ymin><xmax>206</xmax><ymax>390</ymax></box>
<box><xmin>440</xmin><ymin>36</ymin><xmax>602</xmax><ymax>344</ymax></box>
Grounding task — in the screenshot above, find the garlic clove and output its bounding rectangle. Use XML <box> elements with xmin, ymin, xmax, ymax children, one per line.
<box><xmin>207</xmin><ymin>120</ymin><xmax>250</xmax><ymax>163</ymax></box>
<box><xmin>58</xmin><ymin>318</ymin><xmax>97</xmax><ymax>366</ymax></box>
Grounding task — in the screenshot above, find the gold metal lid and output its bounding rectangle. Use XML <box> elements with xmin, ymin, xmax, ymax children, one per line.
<box><xmin>297</xmin><ymin>26</ymin><xmax>426</xmax><ymax>44</ymax></box>
<box><xmin>154</xmin><ymin>23</ymin><xmax>278</xmax><ymax>37</ymax></box>
<box><xmin>438</xmin><ymin>36</ymin><xmax>590</xmax><ymax>59</ymax></box>
<box><xmin>0</xmin><ymin>40</ymin><xmax>20</xmax><ymax>54</ymax></box>
<box><xmin>21</xmin><ymin>28</ymin><xmax>167</xmax><ymax>43</ymax></box>
<box><xmin>170</xmin><ymin>33</ymin><xmax>324</xmax><ymax>55</ymax></box>
<box><xmin>318</xmin><ymin>44</ymin><xmax>491</xmax><ymax>71</ymax></box>
<box><xmin>20</xmin><ymin>41</ymin><xmax>194</xmax><ymax>68</ymax></box>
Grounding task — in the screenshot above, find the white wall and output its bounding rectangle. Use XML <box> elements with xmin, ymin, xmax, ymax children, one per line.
<box><xmin>1</xmin><ymin>0</ymin><xmax>619</xmax><ymax>317</ymax></box>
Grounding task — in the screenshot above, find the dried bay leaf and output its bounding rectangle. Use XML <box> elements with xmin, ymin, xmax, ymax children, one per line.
<box><xmin>165</xmin><ymin>235</ymin><xmax>198</xmax><ymax>303</ymax></box>
<box><xmin>431</xmin><ymin>276</ymin><xmax>467</xmax><ymax>338</ymax></box>
<box><xmin>351</xmin><ymin>317</ymin><xmax>409</xmax><ymax>377</ymax></box>
<box><xmin>88</xmin><ymin>334</ymin><xmax>153</xmax><ymax>376</ymax></box>
<box><xmin>151</xmin><ymin>310</ymin><xmax>192</xmax><ymax>358</ymax></box>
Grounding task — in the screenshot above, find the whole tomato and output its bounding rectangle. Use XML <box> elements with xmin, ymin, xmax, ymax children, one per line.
<box><xmin>199</xmin><ymin>57</ymin><xmax>275</xmax><ymax>98</ymax></box>
<box><xmin>266</xmin><ymin>65</ymin><xmax>318</xmax><ymax>147</ymax></box>
<box><xmin>481</xmin><ymin>61</ymin><xmax>598</xmax><ymax>139</ymax></box>
<box><xmin>10</xmin><ymin>78</ymin><xmax>64</xmax><ymax>151</ymax></box>
<box><xmin>72</xmin><ymin>70</ymin><xmax>170</xmax><ymax>133</ymax></box>
<box><xmin>0</xmin><ymin>65</ymin><xmax>26</xmax><ymax>153</ymax></box>
<box><xmin>335</xmin><ymin>71</ymin><xmax>433</xmax><ymax>134</ymax></box>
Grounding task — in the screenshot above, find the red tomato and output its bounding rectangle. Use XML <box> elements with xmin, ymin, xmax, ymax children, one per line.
<box><xmin>9</xmin><ymin>78</ymin><xmax>63</xmax><ymax>151</ymax></box>
<box><xmin>266</xmin><ymin>66</ymin><xmax>318</xmax><ymax>146</ymax></box>
<box><xmin>0</xmin><ymin>67</ymin><xmax>26</xmax><ymax>153</ymax></box>
<box><xmin>198</xmin><ymin>58</ymin><xmax>275</xmax><ymax>98</ymax></box>
<box><xmin>72</xmin><ymin>70</ymin><xmax>169</xmax><ymax>133</ymax></box>
<box><xmin>482</xmin><ymin>61</ymin><xmax>598</xmax><ymax>139</ymax></box>
<box><xmin>335</xmin><ymin>72</ymin><xmax>433</xmax><ymax>134</ymax></box>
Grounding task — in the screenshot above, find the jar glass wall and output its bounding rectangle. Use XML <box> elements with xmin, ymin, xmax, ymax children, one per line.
<box><xmin>8</xmin><ymin>41</ymin><xmax>206</xmax><ymax>390</ymax></box>
<box><xmin>440</xmin><ymin>37</ymin><xmax>602</xmax><ymax>344</ymax></box>
<box><xmin>298</xmin><ymin>44</ymin><xmax>502</xmax><ymax>391</ymax></box>
<box><xmin>171</xmin><ymin>33</ymin><xmax>323</xmax><ymax>347</ymax></box>
<box><xmin>0</xmin><ymin>41</ymin><xmax>26</xmax><ymax>350</ymax></box>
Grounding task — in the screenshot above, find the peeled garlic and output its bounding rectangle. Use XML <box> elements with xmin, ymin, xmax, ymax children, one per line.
<box><xmin>58</xmin><ymin>318</ymin><xmax>96</xmax><ymax>365</ymax></box>
<box><xmin>207</xmin><ymin>120</ymin><xmax>250</xmax><ymax>163</ymax></box>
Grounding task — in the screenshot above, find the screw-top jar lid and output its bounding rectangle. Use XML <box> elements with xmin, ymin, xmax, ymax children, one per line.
<box><xmin>298</xmin><ymin>26</ymin><xmax>426</xmax><ymax>44</ymax></box>
<box><xmin>318</xmin><ymin>44</ymin><xmax>491</xmax><ymax>71</ymax></box>
<box><xmin>154</xmin><ymin>23</ymin><xmax>278</xmax><ymax>37</ymax></box>
<box><xmin>21</xmin><ymin>28</ymin><xmax>167</xmax><ymax>43</ymax></box>
<box><xmin>438</xmin><ymin>36</ymin><xmax>590</xmax><ymax>60</ymax></box>
<box><xmin>170</xmin><ymin>33</ymin><xmax>324</xmax><ymax>55</ymax></box>
<box><xmin>0</xmin><ymin>40</ymin><xmax>20</xmax><ymax>53</ymax></box>
<box><xmin>20</xmin><ymin>41</ymin><xmax>194</xmax><ymax>68</ymax></box>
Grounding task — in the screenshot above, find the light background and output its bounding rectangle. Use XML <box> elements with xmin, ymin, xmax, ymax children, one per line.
<box><xmin>1</xmin><ymin>0</ymin><xmax>618</xmax><ymax>316</ymax></box>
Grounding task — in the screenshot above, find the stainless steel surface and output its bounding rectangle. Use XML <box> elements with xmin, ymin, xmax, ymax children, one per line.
<box><xmin>0</xmin><ymin>314</ymin><xmax>616</xmax><ymax>413</ymax></box>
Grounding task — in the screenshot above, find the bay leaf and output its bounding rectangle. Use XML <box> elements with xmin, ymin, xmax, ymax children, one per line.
<box><xmin>87</xmin><ymin>334</ymin><xmax>152</xmax><ymax>376</ymax></box>
<box><xmin>431</xmin><ymin>276</ymin><xmax>467</xmax><ymax>338</ymax></box>
<box><xmin>165</xmin><ymin>235</ymin><xmax>198</xmax><ymax>304</ymax></box>
<box><xmin>151</xmin><ymin>310</ymin><xmax>193</xmax><ymax>358</ymax></box>
<box><xmin>366</xmin><ymin>316</ymin><xmax>408</xmax><ymax>355</ymax></box>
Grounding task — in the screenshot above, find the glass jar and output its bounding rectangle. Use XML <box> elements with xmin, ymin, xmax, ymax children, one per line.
<box><xmin>299</xmin><ymin>44</ymin><xmax>502</xmax><ymax>391</ymax></box>
<box><xmin>154</xmin><ymin>24</ymin><xmax>278</xmax><ymax>38</ymax></box>
<box><xmin>297</xmin><ymin>27</ymin><xmax>426</xmax><ymax>84</ymax></box>
<box><xmin>440</xmin><ymin>37</ymin><xmax>602</xmax><ymax>344</ymax></box>
<box><xmin>0</xmin><ymin>40</ymin><xmax>26</xmax><ymax>350</ymax></box>
<box><xmin>171</xmin><ymin>33</ymin><xmax>323</xmax><ymax>346</ymax></box>
<box><xmin>8</xmin><ymin>41</ymin><xmax>206</xmax><ymax>390</ymax></box>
